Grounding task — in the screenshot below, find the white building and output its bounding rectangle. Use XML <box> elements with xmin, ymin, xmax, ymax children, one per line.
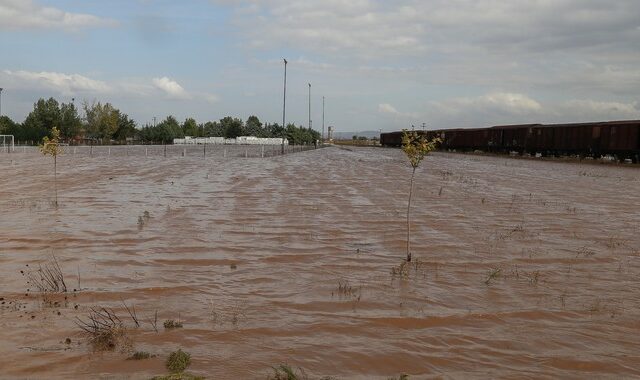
<box><xmin>173</xmin><ymin>136</ymin><xmax>288</xmax><ymax>145</ymax></box>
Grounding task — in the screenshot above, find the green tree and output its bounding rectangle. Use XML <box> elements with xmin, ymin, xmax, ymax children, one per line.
<box><xmin>220</xmin><ymin>116</ymin><xmax>244</xmax><ymax>138</ymax></box>
<box><xmin>285</xmin><ymin>124</ymin><xmax>319</xmax><ymax>145</ymax></box>
<box><xmin>138</xmin><ymin>124</ymin><xmax>156</xmax><ymax>143</ymax></box>
<box><xmin>286</xmin><ymin>123</ymin><xmax>301</xmax><ymax>144</ymax></box>
<box><xmin>266</xmin><ymin>122</ymin><xmax>284</xmax><ymax>139</ymax></box>
<box><xmin>156</xmin><ymin>115</ymin><xmax>183</xmax><ymax>142</ymax></box>
<box><xmin>22</xmin><ymin>98</ymin><xmax>61</xmax><ymax>142</ymax></box>
<box><xmin>0</xmin><ymin>116</ymin><xmax>27</xmax><ymax>142</ymax></box>
<box><xmin>182</xmin><ymin>118</ymin><xmax>199</xmax><ymax>137</ymax></box>
<box><xmin>401</xmin><ymin>130</ymin><xmax>440</xmax><ymax>262</ymax></box>
<box><xmin>113</xmin><ymin>113</ymin><xmax>137</xmax><ymax>142</ymax></box>
<box><xmin>0</xmin><ymin>115</ymin><xmax>17</xmax><ymax>135</ymax></box>
<box><xmin>84</xmin><ymin>101</ymin><xmax>120</xmax><ymax>141</ymax></box>
<box><xmin>39</xmin><ymin>127</ymin><xmax>63</xmax><ymax>205</ymax></box>
<box><xmin>245</xmin><ymin>115</ymin><xmax>262</xmax><ymax>137</ymax></box>
<box><xmin>59</xmin><ymin>102</ymin><xmax>83</xmax><ymax>141</ymax></box>
<box><xmin>203</xmin><ymin>121</ymin><xmax>223</xmax><ymax>137</ymax></box>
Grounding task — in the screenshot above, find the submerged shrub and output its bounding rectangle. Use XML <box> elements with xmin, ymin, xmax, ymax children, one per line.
<box><xmin>166</xmin><ymin>349</ymin><xmax>191</xmax><ymax>373</ymax></box>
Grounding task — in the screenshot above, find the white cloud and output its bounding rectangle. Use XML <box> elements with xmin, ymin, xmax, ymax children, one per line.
<box><xmin>559</xmin><ymin>100</ymin><xmax>640</xmax><ymax>121</ymax></box>
<box><xmin>377</xmin><ymin>102</ymin><xmax>418</xmax><ymax>120</ymax></box>
<box><xmin>427</xmin><ymin>93</ymin><xmax>639</xmax><ymax>128</ymax></box>
<box><xmin>434</xmin><ymin>93</ymin><xmax>542</xmax><ymax>116</ymax></box>
<box><xmin>224</xmin><ymin>0</ymin><xmax>426</xmax><ymax>58</ymax></box>
<box><xmin>0</xmin><ymin>0</ymin><xmax>117</xmax><ymax>31</ymax></box>
<box><xmin>378</xmin><ymin>103</ymin><xmax>399</xmax><ymax>115</ymax></box>
<box><xmin>152</xmin><ymin>77</ymin><xmax>191</xmax><ymax>99</ymax></box>
<box><xmin>220</xmin><ymin>0</ymin><xmax>640</xmax><ymax>59</ymax></box>
<box><xmin>3</xmin><ymin>69</ymin><xmax>111</xmax><ymax>95</ymax></box>
<box><xmin>1</xmin><ymin>69</ymin><xmax>219</xmax><ymax>106</ymax></box>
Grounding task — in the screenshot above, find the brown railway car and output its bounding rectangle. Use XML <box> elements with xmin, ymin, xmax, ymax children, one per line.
<box><xmin>380</xmin><ymin>120</ymin><xmax>640</xmax><ymax>162</ymax></box>
<box><xmin>492</xmin><ymin>124</ymin><xmax>538</xmax><ymax>153</ymax></box>
<box><xmin>380</xmin><ymin>130</ymin><xmax>435</xmax><ymax>147</ymax></box>
<box><xmin>380</xmin><ymin>131</ymin><xmax>403</xmax><ymax>147</ymax></box>
<box><xmin>599</xmin><ymin>120</ymin><xmax>640</xmax><ymax>156</ymax></box>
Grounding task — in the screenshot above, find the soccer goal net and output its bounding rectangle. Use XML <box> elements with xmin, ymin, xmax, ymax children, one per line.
<box><xmin>0</xmin><ymin>135</ymin><xmax>15</xmax><ymax>153</ymax></box>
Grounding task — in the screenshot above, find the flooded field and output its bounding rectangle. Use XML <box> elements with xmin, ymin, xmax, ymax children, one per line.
<box><xmin>1</xmin><ymin>146</ymin><xmax>639</xmax><ymax>379</ymax></box>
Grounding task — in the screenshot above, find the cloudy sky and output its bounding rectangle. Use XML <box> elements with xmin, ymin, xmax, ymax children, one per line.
<box><xmin>1</xmin><ymin>0</ymin><xmax>639</xmax><ymax>132</ymax></box>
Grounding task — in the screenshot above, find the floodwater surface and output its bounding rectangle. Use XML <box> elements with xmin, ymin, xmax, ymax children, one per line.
<box><xmin>0</xmin><ymin>146</ymin><xmax>639</xmax><ymax>379</ymax></box>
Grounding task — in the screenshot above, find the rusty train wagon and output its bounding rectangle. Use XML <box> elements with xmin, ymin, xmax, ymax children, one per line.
<box><xmin>380</xmin><ymin>130</ymin><xmax>436</xmax><ymax>147</ymax></box>
<box><xmin>380</xmin><ymin>120</ymin><xmax>640</xmax><ymax>162</ymax></box>
<box><xmin>379</xmin><ymin>131</ymin><xmax>403</xmax><ymax>147</ymax></box>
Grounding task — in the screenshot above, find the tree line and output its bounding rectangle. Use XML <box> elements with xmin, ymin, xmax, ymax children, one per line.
<box><xmin>0</xmin><ymin>97</ymin><xmax>320</xmax><ymax>145</ymax></box>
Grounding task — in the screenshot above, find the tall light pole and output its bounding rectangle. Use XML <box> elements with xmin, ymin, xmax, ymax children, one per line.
<box><xmin>322</xmin><ymin>96</ymin><xmax>325</xmax><ymax>143</ymax></box>
<box><xmin>282</xmin><ymin>58</ymin><xmax>288</xmax><ymax>154</ymax></box>
<box><xmin>0</xmin><ymin>88</ymin><xmax>3</xmax><ymax>117</ymax></box>
<box><xmin>308</xmin><ymin>83</ymin><xmax>311</xmax><ymax>131</ymax></box>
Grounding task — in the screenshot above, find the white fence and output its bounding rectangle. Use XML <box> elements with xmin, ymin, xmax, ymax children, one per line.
<box><xmin>173</xmin><ymin>136</ymin><xmax>288</xmax><ymax>146</ymax></box>
<box><xmin>2</xmin><ymin>143</ymin><xmax>317</xmax><ymax>158</ymax></box>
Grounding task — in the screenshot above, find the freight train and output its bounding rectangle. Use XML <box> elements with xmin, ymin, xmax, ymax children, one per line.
<box><xmin>380</xmin><ymin>120</ymin><xmax>640</xmax><ymax>162</ymax></box>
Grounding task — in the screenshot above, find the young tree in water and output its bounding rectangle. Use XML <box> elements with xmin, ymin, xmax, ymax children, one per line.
<box><xmin>39</xmin><ymin>127</ymin><xmax>64</xmax><ymax>206</ymax></box>
<box><xmin>401</xmin><ymin>130</ymin><xmax>440</xmax><ymax>262</ymax></box>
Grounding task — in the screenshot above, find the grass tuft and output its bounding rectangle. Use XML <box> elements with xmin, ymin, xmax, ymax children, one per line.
<box><xmin>75</xmin><ymin>307</ymin><xmax>131</xmax><ymax>352</ymax></box>
<box><xmin>164</xmin><ymin>319</ymin><xmax>183</xmax><ymax>329</ymax></box>
<box><xmin>268</xmin><ymin>364</ymin><xmax>308</xmax><ymax>380</ymax></box>
<box><xmin>166</xmin><ymin>349</ymin><xmax>191</xmax><ymax>373</ymax></box>
<box><xmin>127</xmin><ymin>351</ymin><xmax>153</xmax><ymax>360</ymax></box>
<box><xmin>387</xmin><ymin>375</ymin><xmax>409</xmax><ymax>380</ymax></box>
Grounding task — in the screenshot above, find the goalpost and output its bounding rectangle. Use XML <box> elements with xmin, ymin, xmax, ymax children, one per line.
<box><xmin>0</xmin><ymin>135</ymin><xmax>15</xmax><ymax>153</ymax></box>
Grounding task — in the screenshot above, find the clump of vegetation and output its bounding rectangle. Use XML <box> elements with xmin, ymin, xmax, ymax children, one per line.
<box><xmin>164</xmin><ymin>319</ymin><xmax>183</xmax><ymax>329</ymax></box>
<box><xmin>38</xmin><ymin>127</ymin><xmax>63</xmax><ymax>206</ymax></box>
<box><xmin>127</xmin><ymin>351</ymin><xmax>153</xmax><ymax>360</ymax></box>
<box><xmin>391</xmin><ymin>260</ymin><xmax>410</xmax><ymax>279</ymax></box>
<box><xmin>268</xmin><ymin>364</ymin><xmax>308</xmax><ymax>380</ymax></box>
<box><xmin>166</xmin><ymin>349</ymin><xmax>191</xmax><ymax>372</ymax></box>
<box><xmin>76</xmin><ymin>307</ymin><xmax>131</xmax><ymax>352</ymax></box>
<box><xmin>401</xmin><ymin>130</ymin><xmax>440</xmax><ymax>262</ymax></box>
<box><xmin>26</xmin><ymin>255</ymin><xmax>67</xmax><ymax>294</ymax></box>
<box><xmin>335</xmin><ymin>280</ymin><xmax>357</xmax><ymax>297</ymax></box>
<box><xmin>138</xmin><ymin>210</ymin><xmax>151</xmax><ymax>228</ymax></box>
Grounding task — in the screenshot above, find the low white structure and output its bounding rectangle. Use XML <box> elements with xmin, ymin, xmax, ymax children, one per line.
<box><xmin>173</xmin><ymin>136</ymin><xmax>287</xmax><ymax>145</ymax></box>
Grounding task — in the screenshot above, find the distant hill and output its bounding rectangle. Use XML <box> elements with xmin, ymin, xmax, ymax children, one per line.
<box><xmin>332</xmin><ymin>130</ymin><xmax>381</xmax><ymax>139</ymax></box>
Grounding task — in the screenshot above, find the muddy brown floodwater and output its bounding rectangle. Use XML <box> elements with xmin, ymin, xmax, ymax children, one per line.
<box><xmin>1</xmin><ymin>146</ymin><xmax>640</xmax><ymax>379</ymax></box>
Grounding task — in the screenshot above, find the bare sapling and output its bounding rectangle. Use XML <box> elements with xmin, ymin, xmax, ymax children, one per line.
<box><xmin>39</xmin><ymin>127</ymin><xmax>64</xmax><ymax>206</ymax></box>
<box><xmin>401</xmin><ymin>130</ymin><xmax>440</xmax><ymax>262</ymax></box>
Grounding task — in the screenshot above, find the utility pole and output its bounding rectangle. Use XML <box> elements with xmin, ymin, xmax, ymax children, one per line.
<box><xmin>322</xmin><ymin>96</ymin><xmax>325</xmax><ymax>143</ymax></box>
<box><xmin>282</xmin><ymin>58</ymin><xmax>288</xmax><ymax>154</ymax></box>
<box><xmin>153</xmin><ymin>116</ymin><xmax>157</xmax><ymax>127</ymax></box>
<box><xmin>422</xmin><ymin>122</ymin><xmax>426</xmax><ymax>132</ymax></box>
<box><xmin>308</xmin><ymin>83</ymin><xmax>311</xmax><ymax>131</ymax></box>
<box><xmin>0</xmin><ymin>88</ymin><xmax>3</xmax><ymax>117</ymax></box>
